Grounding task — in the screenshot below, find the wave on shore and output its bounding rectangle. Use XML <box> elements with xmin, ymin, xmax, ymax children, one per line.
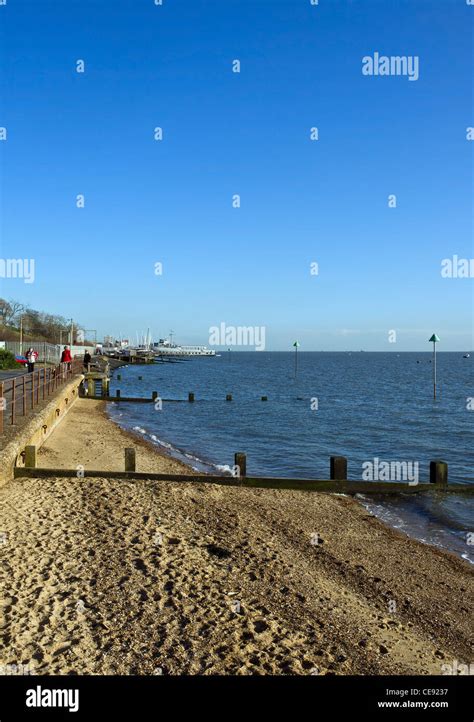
<box><xmin>127</xmin><ymin>419</ymin><xmax>228</xmax><ymax>475</ymax></box>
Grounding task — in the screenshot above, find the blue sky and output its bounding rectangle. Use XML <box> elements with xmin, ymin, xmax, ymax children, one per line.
<box><xmin>0</xmin><ymin>0</ymin><xmax>472</xmax><ymax>350</ymax></box>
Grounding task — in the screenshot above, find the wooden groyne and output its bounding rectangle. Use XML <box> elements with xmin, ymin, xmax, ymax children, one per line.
<box><xmin>14</xmin><ymin>448</ymin><xmax>474</xmax><ymax>495</ymax></box>
<box><xmin>82</xmin><ymin>359</ymin><xmax>277</xmax><ymax>403</ymax></box>
<box><xmin>81</xmin><ymin>389</ymin><xmax>279</xmax><ymax>403</ymax></box>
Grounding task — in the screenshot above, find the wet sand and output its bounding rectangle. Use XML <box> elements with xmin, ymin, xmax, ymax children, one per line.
<box><xmin>0</xmin><ymin>399</ymin><xmax>472</xmax><ymax>675</ymax></box>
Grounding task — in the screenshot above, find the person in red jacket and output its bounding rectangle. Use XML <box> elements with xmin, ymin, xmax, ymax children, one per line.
<box><xmin>61</xmin><ymin>345</ymin><xmax>72</xmax><ymax>370</ymax></box>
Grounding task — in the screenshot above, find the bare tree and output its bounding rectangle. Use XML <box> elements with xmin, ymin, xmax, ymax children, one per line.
<box><xmin>0</xmin><ymin>299</ymin><xmax>25</xmax><ymax>326</ymax></box>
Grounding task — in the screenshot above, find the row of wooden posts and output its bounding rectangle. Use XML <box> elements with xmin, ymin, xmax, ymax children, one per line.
<box><xmin>124</xmin><ymin>450</ymin><xmax>448</xmax><ymax>485</ymax></box>
<box><xmin>85</xmin><ymin>388</ymin><xmax>269</xmax><ymax>402</ymax></box>
<box><xmin>19</xmin><ymin>445</ymin><xmax>457</xmax><ymax>493</ymax></box>
<box><xmin>89</xmin><ymin>364</ymin><xmax>273</xmax><ymax>402</ymax></box>
<box><xmin>187</xmin><ymin>393</ymin><xmax>269</xmax><ymax>403</ymax></box>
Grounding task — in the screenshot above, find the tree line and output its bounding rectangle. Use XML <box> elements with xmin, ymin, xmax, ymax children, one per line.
<box><xmin>0</xmin><ymin>298</ymin><xmax>82</xmax><ymax>344</ymax></box>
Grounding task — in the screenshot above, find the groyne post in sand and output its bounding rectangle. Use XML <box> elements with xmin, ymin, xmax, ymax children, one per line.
<box><xmin>226</xmin><ymin>394</ymin><xmax>232</xmax><ymax>401</ymax></box>
<box><xmin>24</xmin><ymin>445</ymin><xmax>37</xmax><ymax>469</ymax></box>
<box><xmin>188</xmin><ymin>392</ymin><xmax>195</xmax><ymax>402</ymax></box>
<box><xmin>234</xmin><ymin>452</ymin><xmax>247</xmax><ymax>477</ymax></box>
<box><xmin>430</xmin><ymin>460</ymin><xmax>448</xmax><ymax>486</ymax></box>
<box><xmin>125</xmin><ymin>448</ymin><xmax>136</xmax><ymax>472</ymax></box>
<box><xmin>330</xmin><ymin>456</ymin><xmax>348</xmax><ymax>480</ymax></box>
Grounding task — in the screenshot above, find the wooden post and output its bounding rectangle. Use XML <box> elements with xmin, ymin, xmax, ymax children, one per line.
<box><xmin>87</xmin><ymin>377</ymin><xmax>95</xmax><ymax>397</ymax></box>
<box><xmin>188</xmin><ymin>392</ymin><xmax>195</xmax><ymax>402</ymax></box>
<box><xmin>330</xmin><ymin>456</ymin><xmax>347</xmax><ymax>481</ymax></box>
<box><xmin>25</xmin><ymin>445</ymin><xmax>37</xmax><ymax>469</ymax></box>
<box><xmin>138</xmin><ymin>376</ymin><xmax>143</xmax><ymax>381</ymax></box>
<box><xmin>0</xmin><ymin>382</ymin><xmax>4</xmax><ymax>434</ymax></box>
<box><xmin>23</xmin><ymin>376</ymin><xmax>26</xmax><ymax>415</ymax></box>
<box><xmin>234</xmin><ymin>452</ymin><xmax>247</xmax><ymax>477</ymax></box>
<box><xmin>36</xmin><ymin>370</ymin><xmax>40</xmax><ymax>404</ymax></box>
<box><xmin>116</xmin><ymin>389</ymin><xmax>121</xmax><ymax>399</ymax></box>
<box><xmin>261</xmin><ymin>395</ymin><xmax>268</xmax><ymax>401</ymax></box>
<box><xmin>226</xmin><ymin>394</ymin><xmax>232</xmax><ymax>401</ymax></box>
<box><xmin>125</xmin><ymin>448</ymin><xmax>136</xmax><ymax>472</ymax></box>
<box><xmin>31</xmin><ymin>372</ymin><xmax>35</xmax><ymax>408</ymax></box>
<box><xmin>430</xmin><ymin>460</ymin><xmax>448</xmax><ymax>486</ymax></box>
<box><xmin>152</xmin><ymin>392</ymin><xmax>158</xmax><ymax>401</ymax></box>
<box><xmin>117</xmin><ymin>374</ymin><xmax>121</xmax><ymax>380</ymax></box>
<box><xmin>43</xmin><ymin>368</ymin><xmax>46</xmax><ymax>400</ymax></box>
<box><xmin>11</xmin><ymin>378</ymin><xmax>16</xmax><ymax>425</ymax></box>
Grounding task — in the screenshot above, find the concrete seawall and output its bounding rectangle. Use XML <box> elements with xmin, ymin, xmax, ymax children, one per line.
<box><xmin>0</xmin><ymin>376</ymin><xmax>83</xmax><ymax>487</ymax></box>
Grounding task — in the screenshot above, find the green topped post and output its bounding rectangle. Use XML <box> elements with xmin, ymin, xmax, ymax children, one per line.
<box><xmin>293</xmin><ymin>341</ymin><xmax>300</xmax><ymax>379</ymax></box>
<box><xmin>428</xmin><ymin>334</ymin><xmax>440</xmax><ymax>400</ymax></box>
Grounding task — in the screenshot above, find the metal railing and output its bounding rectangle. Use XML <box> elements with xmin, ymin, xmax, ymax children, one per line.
<box><xmin>0</xmin><ymin>360</ymin><xmax>82</xmax><ymax>435</ymax></box>
<box><xmin>3</xmin><ymin>341</ymin><xmax>61</xmax><ymax>364</ymax></box>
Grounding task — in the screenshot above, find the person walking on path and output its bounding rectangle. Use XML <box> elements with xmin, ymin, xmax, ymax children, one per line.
<box><xmin>83</xmin><ymin>351</ymin><xmax>92</xmax><ymax>371</ymax></box>
<box><xmin>61</xmin><ymin>345</ymin><xmax>73</xmax><ymax>371</ymax></box>
<box><xmin>25</xmin><ymin>347</ymin><xmax>38</xmax><ymax>374</ymax></box>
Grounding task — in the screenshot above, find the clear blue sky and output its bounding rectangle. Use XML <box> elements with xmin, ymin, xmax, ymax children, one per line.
<box><xmin>0</xmin><ymin>0</ymin><xmax>472</xmax><ymax>350</ymax></box>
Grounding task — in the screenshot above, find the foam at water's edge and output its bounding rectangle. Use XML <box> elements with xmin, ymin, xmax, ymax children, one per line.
<box><xmin>123</xmin><ymin>417</ymin><xmax>226</xmax><ymax>474</ymax></box>
<box><xmin>357</xmin><ymin>495</ymin><xmax>474</xmax><ymax>565</ymax></box>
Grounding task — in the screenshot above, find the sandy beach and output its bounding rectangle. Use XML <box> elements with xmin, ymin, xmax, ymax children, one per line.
<box><xmin>0</xmin><ymin>399</ymin><xmax>472</xmax><ymax>675</ymax></box>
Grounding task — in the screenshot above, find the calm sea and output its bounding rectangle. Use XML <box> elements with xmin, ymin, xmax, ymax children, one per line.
<box><xmin>107</xmin><ymin>352</ymin><xmax>474</xmax><ymax>563</ymax></box>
